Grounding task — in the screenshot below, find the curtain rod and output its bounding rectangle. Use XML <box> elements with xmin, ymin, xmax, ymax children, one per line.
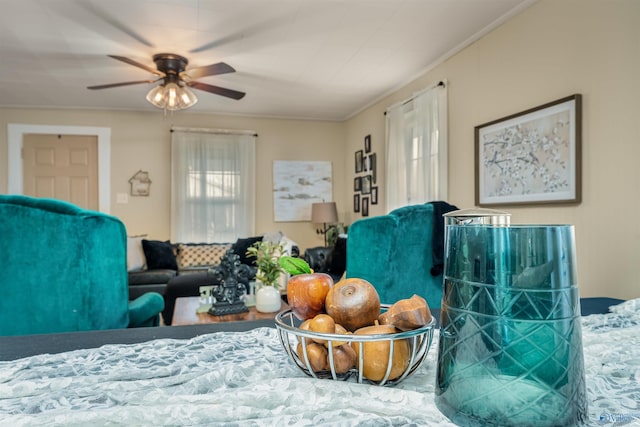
<box><xmin>170</xmin><ymin>126</ymin><xmax>258</xmax><ymax>137</ymax></box>
<box><xmin>384</xmin><ymin>80</ymin><xmax>446</xmax><ymax>116</ymax></box>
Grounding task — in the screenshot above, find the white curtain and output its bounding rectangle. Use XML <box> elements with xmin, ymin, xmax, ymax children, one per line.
<box><xmin>385</xmin><ymin>83</ymin><xmax>448</xmax><ymax>212</ymax></box>
<box><xmin>171</xmin><ymin>128</ymin><xmax>256</xmax><ymax>243</ymax></box>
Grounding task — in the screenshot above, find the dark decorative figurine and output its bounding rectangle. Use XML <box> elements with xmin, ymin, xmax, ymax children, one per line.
<box><xmin>207</xmin><ymin>250</ymin><xmax>250</xmax><ymax>316</ymax></box>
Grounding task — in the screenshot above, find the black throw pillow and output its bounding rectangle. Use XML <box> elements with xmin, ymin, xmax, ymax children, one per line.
<box><xmin>329</xmin><ymin>235</ymin><xmax>347</xmax><ymax>276</ymax></box>
<box><xmin>232</xmin><ymin>236</ymin><xmax>264</xmax><ymax>266</ymax></box>
<box><xmin>142</xmin><ymin>239</ymin><xmax>178</xmax><ymax>270</ymax></box>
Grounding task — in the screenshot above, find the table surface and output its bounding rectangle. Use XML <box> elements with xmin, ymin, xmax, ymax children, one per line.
<box><xmin>171</xmin><ymin>296</ymin><xmax>289</xmax><ymax>325</ymax></box>
<box><xmin>0</xmin><ymin>299</ymin><xmax>638</xmax><ymax>426</ymax></box>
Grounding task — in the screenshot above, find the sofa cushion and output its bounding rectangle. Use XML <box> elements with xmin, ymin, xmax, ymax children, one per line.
<box><xmin>128</xmin><ymin>269</ymin><xmax>177</xmax><ymax>286</ymax></box>
<box><xmin>128</xmin><ymin>283</ymin><xmax>168</xmax><ymax>300</ymax></box>
<box><xmin>142</xmin><ymin>240</ymin><xmax>178</xmax><ymax>270</ymax></box>
<box><xmin>127</xmin><ymin>235</ymin><xmax>147</xmax><ymax>272</ymax></box>
<box><xmin>178</xmin><ymin>267</ymin><xmax>211</xmax><ymax>275</ymax></box>
<box><xmin>232</xmin><ymin>236</ymin><xmax>263</xmax><ymax>266</ymax></box>
<box><xmin>176</xmin><ymin>243</ymin><xmax>232</xmax><ymax>268</ymax></box>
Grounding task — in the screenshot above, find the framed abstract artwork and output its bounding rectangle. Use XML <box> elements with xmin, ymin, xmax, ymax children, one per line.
<box><xmin>475</xmin><ymin>94</ymin><xmax>582</xmax><ymax>206</ymax></box>
<box><xmin>273</xmin><ymin>160</ymin><xmax>332</xmax><ymax>221</ymax></box>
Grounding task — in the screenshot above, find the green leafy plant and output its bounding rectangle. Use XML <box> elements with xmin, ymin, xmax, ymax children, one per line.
<box><xmin>246</xmin><ymin>241</ymin><xmax>286</xmax><ymax>288</ymax></box>
<box><xmin>279</xmin><ymin>256</ymin><xmax>312</xmax><ymax>275</ymax></box>
<box><xmin>326</xmin><ymin>223</ymin><xmax>348</xmax><ymax>247</ymax></box>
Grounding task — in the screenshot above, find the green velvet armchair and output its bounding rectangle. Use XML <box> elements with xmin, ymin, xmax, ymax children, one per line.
<box><xmin>0</xmin><ymin>195</ymin><xmax>164</xmax><ymax>336</ymax></box>
<box><xmin>346</xmin><ymin>202</ymin><xmax>457</xmax><ymax>309</ymax></box>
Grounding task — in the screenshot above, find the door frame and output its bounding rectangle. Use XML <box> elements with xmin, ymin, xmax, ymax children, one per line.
<box><xmin>8</xmin><ymin>124</ymin><xmax>111</xmax><ymax>213</ymax></box>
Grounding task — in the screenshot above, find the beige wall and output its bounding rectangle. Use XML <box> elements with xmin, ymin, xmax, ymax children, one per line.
<box><xmin>0</xmin><ymin>108</ymin><xmax>345</xmax><ymax>251</ymax></box>
<box><xmin>2</xmin><ymin>0</ymin><xmax>638</xmax><ymax>299</ymax></box>
<box><xmin>345</xmin><ymin>0</ymin><xmax>640</xmax><ymax>300</ymax></box>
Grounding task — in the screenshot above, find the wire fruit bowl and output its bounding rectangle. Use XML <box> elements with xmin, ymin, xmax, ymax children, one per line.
<box><xmin>275</xmin><ymin>306</ymin><xmax>436</xmax><ymax>386</ymax></box>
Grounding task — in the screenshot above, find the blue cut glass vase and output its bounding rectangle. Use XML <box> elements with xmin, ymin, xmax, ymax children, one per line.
<box><xmin>434</xmin><ymin>224</ymin><xmax>587</xmax><ymax>427</ymax></box>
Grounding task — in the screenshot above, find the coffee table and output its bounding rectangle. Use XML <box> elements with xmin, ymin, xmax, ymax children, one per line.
<box><xmin>171</xmin><ymin>296</ymin><xmax>289</xmax><ymax>326</ymax></box>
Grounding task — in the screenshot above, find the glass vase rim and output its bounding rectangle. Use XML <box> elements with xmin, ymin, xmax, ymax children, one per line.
<box><xmin>447</xmin><ymin>224</ymin><xmax>575</xmax><ymax>229</ymax></box>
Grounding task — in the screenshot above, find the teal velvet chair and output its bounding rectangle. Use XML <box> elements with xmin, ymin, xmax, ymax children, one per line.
<box><xmin>346</xmin><ymin>202</ymin><xmax>456</xmax><ymax>309</ymax></box>
<box><xmin>0</xmin><ymin>195</ymin><xmax>164</xmax><ymax>336</ymax></box>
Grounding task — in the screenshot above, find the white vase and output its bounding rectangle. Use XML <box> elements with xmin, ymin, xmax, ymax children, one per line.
<box><xmin>255</xmin><ymin>284</ymin><xmax>282</xmax><ymax>313</ymax></box>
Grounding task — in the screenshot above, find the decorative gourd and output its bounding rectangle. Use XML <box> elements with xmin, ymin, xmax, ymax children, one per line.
<box><xmin>378</xmin><ymin>294</ymin><xmax>432</xmax><ymax>331</ymax></box>
<box><xmin>351</xmin><ymin>323</ymin><xmax>410</xmax><ymax>381</ymax></box>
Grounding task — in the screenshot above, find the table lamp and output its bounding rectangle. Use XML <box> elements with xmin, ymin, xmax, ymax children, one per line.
<box><xmin>311</xmin><ymin>202</ymin><xmax>338</xmax><ymax>246</ymax></box>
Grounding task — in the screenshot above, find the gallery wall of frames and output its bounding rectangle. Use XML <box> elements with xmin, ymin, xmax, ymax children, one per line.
<box><xmin>353</xmin><ymin>134</ymin><xmax>378</xmax><ymax>216</ymax></box>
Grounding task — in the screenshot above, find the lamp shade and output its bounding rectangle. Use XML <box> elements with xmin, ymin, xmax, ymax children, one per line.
<box><xmin>311</xmin><ymin>202</ymin><xmax>338</xmax><ymax>224</ymax></box>
<box><xmin>146</xmin><ymin>83</ymin><xmax>198</xmax><ymax>111</ymax></box>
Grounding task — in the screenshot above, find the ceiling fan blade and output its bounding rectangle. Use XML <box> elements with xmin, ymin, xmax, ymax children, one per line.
<box><xmin>87</xmin><ymin>80</ymin><xmax>156</xmax><ymax>90</ymax></box>
<box><xmin>189</xmin><ymin>14</ymin><xmax>292</xmax><ymax>54</ymax></box>
<box><xmin>79</xmin><ymin>3</ymin><xmax>155</xmax><ymax>48</ymax></box>
<box><xmin>188</xmin><ymin>81</ymin><xmax>246</xmax><ymax>100</ymax></box>
<box><xmin>184</xmin><ymin>62</ymin><xmax>236</xmax><ymax>79</ymax></box>
<box><xmin>108</xmin><ymin>55</ymin><xmax>164</xmax><ymax>76</ymax></box>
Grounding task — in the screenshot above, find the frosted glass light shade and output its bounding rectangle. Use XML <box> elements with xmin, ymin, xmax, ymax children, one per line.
<box><xmin>146</xmin><ymin>83</ymin><xmax>198</xmax><ymax>111</ymax></box>
<box><xmin>177</xmin><ymin>85</ymin><xmax>198</xmax><ymax>109</ymax></box>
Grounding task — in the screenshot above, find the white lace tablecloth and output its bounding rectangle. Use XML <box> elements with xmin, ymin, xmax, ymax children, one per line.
<box><xmin>1</xmin><ymin>300</ymin><xmax>639</xmax><ymax>426</ymax></box>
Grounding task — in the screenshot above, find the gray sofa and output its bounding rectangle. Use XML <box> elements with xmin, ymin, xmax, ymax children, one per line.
<box><xmin>128</xmin><ymin>267</ymin><xmax>206</xmax><ymax>299</ymax></box>
<box><xmin>128</xmin><ymin>233</ymin><xmax>300</xmax><ymax>321</ymax></box>
<box><xmin>127</xmin><ymin>236</ymin><xmax>266</xmax><ymax>300</ymax></box>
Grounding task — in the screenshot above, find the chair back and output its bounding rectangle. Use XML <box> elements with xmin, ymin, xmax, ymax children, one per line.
<box><xmin>346</xmin><ymin>203</ymin><xmax>454</xmax><ymax>308</ymax></box>
<box><xmin>0</xmin><ymin>195</ymin><xmax>130</xmax><ymax>335</ymax></box>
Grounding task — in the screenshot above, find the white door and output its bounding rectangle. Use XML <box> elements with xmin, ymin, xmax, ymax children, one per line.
<box><xmin>22</xmin><ymin>134</ymin><xmax>99</xmax><ymax>210</ymax></box>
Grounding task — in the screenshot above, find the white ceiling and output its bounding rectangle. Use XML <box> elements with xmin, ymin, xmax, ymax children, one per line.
<box><xmin>0</xmin><ymin>0</ymin><xmax>534</xmax><ymax>121</ymax></box>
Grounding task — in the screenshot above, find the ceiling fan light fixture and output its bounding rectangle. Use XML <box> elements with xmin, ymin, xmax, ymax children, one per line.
<box><xmin>92</xmin><ymin>53</ymin><xmax>242</xmax><ymax>109</ymax></box>
<box><xmin>145</xmin><ymin>82</ymin><xmax>198</xmax><ymax>111</ymax></box>
<box><xmin>178</xmin><ymin>85</ymin><xmax>198</xmax><ymax>108</ymax></box>
<box><xmin>165</xmin><ymin>82</ymin><xmax>179</xmax><ymax>110</ymax></box>
<box><xmin>146</xmin><ymin>85</ymin><xmax>165</xmax><ymax>106</ymax></box>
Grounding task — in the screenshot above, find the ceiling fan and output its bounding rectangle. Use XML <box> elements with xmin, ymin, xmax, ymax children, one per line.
<box><xmin>87</xmin><ymin>53</ymin><xmax>245</xmax><ymax>110</ymax></box>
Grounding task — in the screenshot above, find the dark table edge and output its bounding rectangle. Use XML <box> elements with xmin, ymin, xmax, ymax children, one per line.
<box><xmin>0</xmin><ymin>298</ymin><xmax>624</xmax><ymax>361</ymax></box>
<box><xmin>0</xmin><ymin>319</ymin><xmax>278</xmax><ymax>361</ymax></box>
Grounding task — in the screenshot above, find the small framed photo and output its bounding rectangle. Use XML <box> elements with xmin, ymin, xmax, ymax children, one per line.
<box><xmin>362</xmin><ymin>197</ymin><xmax>369</xmax><ymax>217</ymax></box>
<box><xmin>371</xmin><ymin>186</ymin><xmax>378</xmax><ymax>205</ymax></box>
<box><xmin>475</xmin><ymin>94</ymin><xmax>582</xmax><ymax>206</ymax></box>
<box><xmin>354</xmin><ymin>194</ymin><xmax>360</xmax><ymax>212</ymax></box>
<box><xmin>354</xmin><ymin>176</ymin><xmax>362</xmax><ymax>192</ymax></box>
<box><xmin>355</xmin><ymin>150</ymin><xmax>363</xmax><ymax>173</ymax></box>
<box><xmin>364</xmin><ymin>134</ymin><xmax>371</xmax><ymax>153</ymax></box>
<box><xmin>361</xmin><ymin>175</ymin><xmax>371</xmax><ymax>195</ymax></box>
<box><xmin>369</xmin><ymin>153</ymin><xmax>377</xmax><ymax>184</ymax></box>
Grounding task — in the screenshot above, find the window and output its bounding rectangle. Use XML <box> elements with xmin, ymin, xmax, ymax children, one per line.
<box><xmin>171</xmin><ymin>128</ymin><xmax>256</xmax><ymax>243</ymax></box>
<box><xmin>385</xmin><ymin>83</ymin><xmax>448</xmax><ymax>212</ymax></box>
